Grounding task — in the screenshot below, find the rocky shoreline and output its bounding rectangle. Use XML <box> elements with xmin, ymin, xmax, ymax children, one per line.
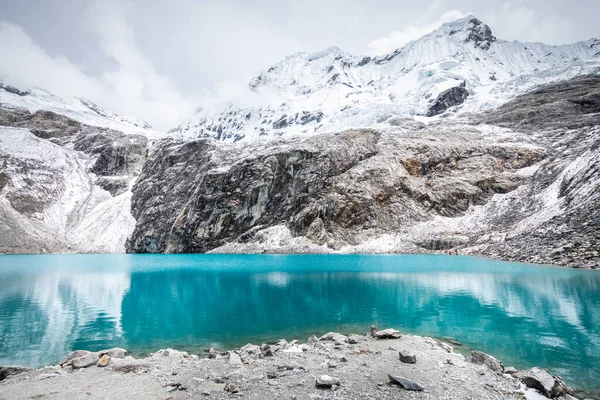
<box><xmin>1</xmin><ymin>327</ymin><xmax>593</xmax><ymax>400</ymax></box>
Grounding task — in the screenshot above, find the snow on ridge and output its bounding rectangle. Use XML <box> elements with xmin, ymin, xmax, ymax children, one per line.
<box><xmin>0</xmin><ymin>81</ymin><xmax>161</xmax><ymax>138</ymax></box>
<box><xmin>172</xmin><ymin>15</ymin><xmax>600</xmax><ymax>143</ymax></box>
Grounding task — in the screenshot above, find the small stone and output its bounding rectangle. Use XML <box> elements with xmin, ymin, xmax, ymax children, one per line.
<box><xmin>370</xmin><ymin>325</ymin><xmax>378</xmax><ymax>337</ymax></box>
<box><xmin>224</xmin><ymin>382</ymin><xmax>239</xmax><ymax>393</ymax></box>
<box><xmin>340</xmin><ymin>357</ymin><xmax>348</xmax><ymax>363</ymax></box>
<box><xmin>97</xmin><ymin>355</ymin><xmax>111</xmax><ymax>367</ymax></box>
<box><xmin>71</xmin><ymin>353</ymin><xmax>100</xmax><ymax>369</ymax></box>
<box><xmin>388</xmin><ymin>374</ymin><xmax>424</xmax><ymax>391</ymax></box>
<box><xmin>328</xmin><ymin>362</ymin><xmax>337</xmax><ymax>369</ymax></box>
<box><xmin>315</xmin><ymin>375</ymin><xmax>340</xmax><ymax>388</ymax></box>
<box><xmin>399</xmin><ymin>350</ymin><xmax>417</xmax><ymax>364</ymax></box>
<box><xmin>347</xmin><ymin>334</ymin><xmax>362</xmax><ymax>344</ymax></box>
<box><xmin>505</xmin><ymin>366</ymin><xmax>518</xmax><ymax>374</ymax></box>
<box><xmin>208</xmin><ymin>348</ymin><xmax>218</xmax><ymax>359</ymax></box>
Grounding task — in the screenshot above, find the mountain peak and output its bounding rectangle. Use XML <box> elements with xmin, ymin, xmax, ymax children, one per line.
<box><xmin>439</xmin><ymin>15</ymin><xmax>496</xmax><ymax>49</ymax></box>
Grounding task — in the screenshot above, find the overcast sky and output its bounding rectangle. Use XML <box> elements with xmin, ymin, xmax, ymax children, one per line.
<box><xmin>0</xmin><ymin>0</ymin><xmax>598</xmax><ymax>130</ymax></box>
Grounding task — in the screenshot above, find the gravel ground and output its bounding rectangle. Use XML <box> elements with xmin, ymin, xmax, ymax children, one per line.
<box><xmin>0</xmin><ymin>330</ymin><xmax>583</xmax><ymax>400</ymax></box>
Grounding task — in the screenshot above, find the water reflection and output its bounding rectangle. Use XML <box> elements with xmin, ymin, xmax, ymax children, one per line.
<box><xmin>0</xmin><ymin>254</ymin><xmax>598</xmax><ymax>391</ymax></box>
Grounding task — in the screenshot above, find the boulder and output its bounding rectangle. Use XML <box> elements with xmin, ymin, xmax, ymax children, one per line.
<box><xmin>240</xmin><ymin>344</ymin><xmax>260</xmax><ymax>354</ymax></box>
<box><xmin>399</xmin><ymin>350</ymin><xmax>417</xmax><ymax>364</ymax></box>
<box><xmin>515</xmin><ymin>367</ymin><xmax>573</xmax><ymax>398</ymax></box>
<box><xmin>99</xmin><ymin>348</ymin><xmax>127</xmax><ymax>359</ymax></box>
<box><xmin>388</xmin><ymin>374</ymin><xmax>424</xmax><ymax>391</ymax></box>
<box><xmin>71</xmin><ymin>353</ymin><xmax>100</xmax><ymax>369</ymax></box>
<box><xmin>315</xmin><ymin>375</ymin><xmax>340</xmax><ymax>388</ymax></box>
<box><xmin>374</xmin><ymin>329</ymin><xmax>401</xmax><ymax>339</ymax></box>
<box><xmin>59</xmin><ymin>350</ymin><xmax>92</xmax><ymax>366</ymax></box>
<box><xmin>228</xmin><ymin>352</ymin><xmax>243</xmax><ymax>367</ymax></box>
<box><xmin>0</xmin><ymin>366</ymin><xmax>31</xmax><ymax>382</ymax></box>
<box><xmin>470</xmin><ymin>350</ymin><xmax>504</xmax><ymax>373</ymax></box>
<box><xmin>97</xmin><ymin>355</ymin><xmax>111</xmax><ymax>367</ymax></box>
<box><xmin>318</xmin><ymin>332</ymin><xmax>348</xmax><ymax>343</ymax></box>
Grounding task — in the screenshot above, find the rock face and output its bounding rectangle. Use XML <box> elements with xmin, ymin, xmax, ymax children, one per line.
<box><xmin>127</xmin><ymin>126</ymin><xmax>541</xmax><ymax>254</ymax></box>
<box><xmin>426</xmin><ymin>81</ymin><xmax>469</xmax><ymax>116</ymax></box>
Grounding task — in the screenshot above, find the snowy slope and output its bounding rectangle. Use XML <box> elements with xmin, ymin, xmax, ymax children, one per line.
<box><xmin>0</xmin><ymin>82</ymin><xmax>161</xmax><ymax>138</ymax></box>
<box><xmin>171</xmin><ymin>15</ymin><xmax>600</xmax><ymax>142</ymax></box>
<box><xmin>0</xmin><ymin>127</ymin><xmax>137</xmax><ymax>253</ymax></box>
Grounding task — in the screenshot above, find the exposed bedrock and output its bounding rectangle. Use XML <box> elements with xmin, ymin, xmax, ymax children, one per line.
<box><xmin>127</xmin><ymin>126</ymin><xmax>542</xmax><ymax>253</ymax></box>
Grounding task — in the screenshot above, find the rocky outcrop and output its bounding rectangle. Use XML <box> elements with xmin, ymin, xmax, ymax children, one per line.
<box><xmin>127</xmin><ymin>126</ymin><xmax>538</xmax><ymax>253</ymax></box>
<box><xmin>0</xmin><ymin>108</ymin><xmax>81</xmax><ymax>139</ymax></box>
<box><xmin>426</xmin><ymin>82</ymin><xmax>469</xmax><ymax>116</ymax></box>
<box><xmin>464</xmin><ymin>18</ymin><xmax>496</xmax><ymax>50</ymax></box>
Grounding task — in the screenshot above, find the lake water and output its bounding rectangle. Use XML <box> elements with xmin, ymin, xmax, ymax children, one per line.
<box><xmin>0</xmin><ymin>254</ymin><xmax>598</xmax><ymax>391</ymax></box>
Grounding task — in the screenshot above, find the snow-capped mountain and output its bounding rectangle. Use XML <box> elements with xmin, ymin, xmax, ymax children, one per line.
<box><xmin>1</xmin><ymin>14</ymin><xmax>599</xmax><ymax>268</ymax></box>
<box><xmin>0</xmin><ymin>82</ymin><xmax>158</xmax><ymax>138</ymax></box>
<box><xmin>171</xmin><ymin>15</ymin><xmax>600</xmax><ymax>141</ymax></box>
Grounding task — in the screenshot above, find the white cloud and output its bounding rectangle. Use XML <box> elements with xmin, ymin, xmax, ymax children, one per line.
<box><xmin>367</xmin><ymin>10</ymin><xmax>467</xmax><ymax>55</ymax></box>
<box><xmin>480</xmin><ymin>2</ymin><xmax>574</xmax><ymax>45</ymax></box>
<box><xmin>0</xmin><ymin>2</ymin><xmax>199</xmax><ymax>131</ymax></box>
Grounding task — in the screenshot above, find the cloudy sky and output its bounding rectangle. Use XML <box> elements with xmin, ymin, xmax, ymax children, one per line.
<box><xmin>0</xmin><ymin>0</ymin><xmax>598</xmax><ymax>130</ymax></box>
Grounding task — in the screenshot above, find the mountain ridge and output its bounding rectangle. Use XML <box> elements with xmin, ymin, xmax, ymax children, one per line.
<box><xmin>170</xmin><ymin>15</ymin><xmax>600</xmax><ymax>142</ymax></box>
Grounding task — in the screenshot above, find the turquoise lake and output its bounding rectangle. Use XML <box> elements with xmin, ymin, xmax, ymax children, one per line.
<box><xmin>0</xmin><ymin>254</ymin><xmax>598</xmax><ymax>391</ymax></box>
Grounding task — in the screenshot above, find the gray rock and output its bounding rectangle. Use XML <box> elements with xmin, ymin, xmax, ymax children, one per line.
<box><xmin>240</xmin><ymin>343</ymin><xmax>260</xmax><ymax>354</ymax></box>
<box><xmin>315</xmin><ymin>375</ymin><xmax>340</xmax><ymax>388</ymax></box>
<box><xmin>347</xmin><ymin>334</ymin><xmax>362</xmax><ymax>344</ymax></box>
<box><xmin>388</xmin><ymin>374</ymin><xmax>424</xmax><ymax>391</ymax></box>
<box><xmin>228</xmin><ymin>352</ymin><xmax>243</xmax><ymax>367</ymax></box>
<box><xmin>99</xmin><ymin>348</ymin><xmax>127</xmax><ymax>359</ymax></box>
<box><xmin>224</xmin><ymin>382</ymin><xmax>239</xmax><ymax>393</ymax></box>
<box><xmin>71</xmin><ymin>353</ymin><xmax>100</xmax><ymax>369</ymax></box>
<box><xmin>515</xmin><ymin>367</ymin><xmax>573</xmax><ymax>398</ymax></box>
<box><xmin>374</xmin><ymin>329</ymin><xmax>401</xmax><ymax>339</ymax></box>
<box><xmin>0</xmin><ymin>366</ymin><xmax>31</xmax><ymax>382</ymax></box>
<box><xmin>207</xmin><ymin>348</ymin><xmax>219</xmax><ymax>359</ymax></box>
<box><xmin>319</xmin><ymin>332</ymin><xmax>348</xmax><ymax>343</ymax></box>
<box><xmin>59</xmin><ymin>350</ymin><xmax>92</xmax><ymax>366</ymax></box>
<box><xmin>399</xmin><ymin>350</ymin><xmax>417</xmax><ymax>364</ymax></box>
<box><xmin>504</xmin><ymin>366</ymin><xmax>518</xmax><ymax>374</ymax></box>
<box><xmin>470</xmin><ymin>350</ymin><xmax>504</xmax><ymax>373</ymax></box>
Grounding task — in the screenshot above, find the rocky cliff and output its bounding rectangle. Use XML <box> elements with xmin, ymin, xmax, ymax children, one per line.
<box><xmin>126</xmin><ymin>75</ymin><xmax>599</xmax><ymax>268</ymax></box>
